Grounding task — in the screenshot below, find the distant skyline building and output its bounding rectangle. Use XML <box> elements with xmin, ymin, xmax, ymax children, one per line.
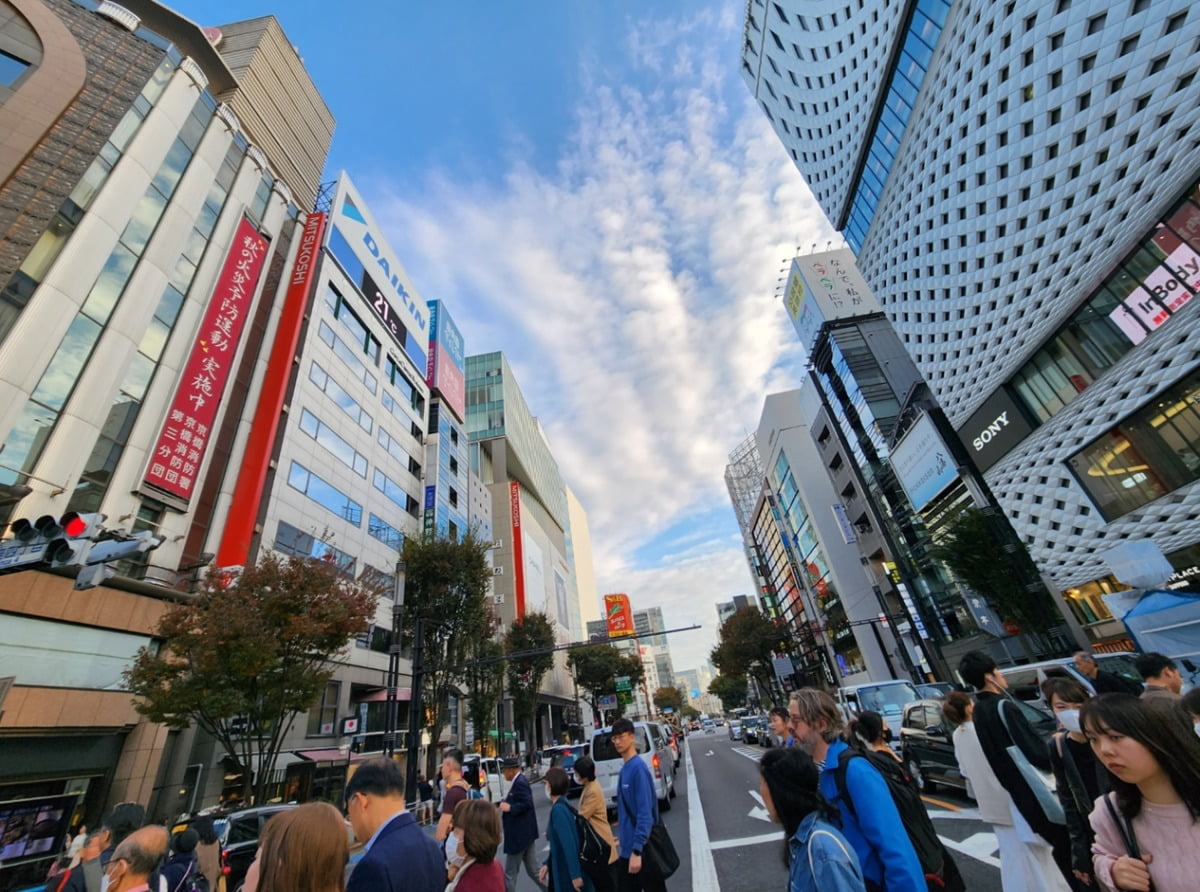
<box><xmin>743</xmin><ymin>0</ymin><xmax>1200</xmax><ymax>648</ymax></box>
<box><xmin>716</xmin><ymin>594</ymin><xmax>760</xmax><ymax>627</ymax></box>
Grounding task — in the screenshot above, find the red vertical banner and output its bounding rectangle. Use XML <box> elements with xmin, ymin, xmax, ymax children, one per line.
<box><xmin>144</xmin><ymin>216</ymin><xmax>268</xmax><ymax>501</ymax></box>
<box><xmin>510</xmin><ymin>481</ymin><xmax>525</xmax><ymax>617</ymax></box>
<box><xmin>604</xmin><ymin>593</ymin><xmax>634</xmax><ymax>637</ymax></box>
<box><xmin>217</xmin><ymin>212</ymin><xmax>325</xmax><ymax>565</ymax></box>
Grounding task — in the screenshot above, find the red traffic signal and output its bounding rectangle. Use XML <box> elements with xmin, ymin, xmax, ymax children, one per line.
<box><xmin>58</xmin><ymin>512</ymin><xmax>106</xmax><ymax>539</ymax></box>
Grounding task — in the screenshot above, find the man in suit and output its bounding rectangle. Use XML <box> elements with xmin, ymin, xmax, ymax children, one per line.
<box><xmin>497</xmin><ymin>755</ymin><xmax>539</xmax><ymax>892</ymax></box>
<box><xmin>1073</xmin><ymin>651</ymin><xmax>1142</xmax><ymax>695</ymax></box>
<box><xmin>346</xmin><ymin>757</ymin><xmax>444</xmax><ymax>892</ymax></box>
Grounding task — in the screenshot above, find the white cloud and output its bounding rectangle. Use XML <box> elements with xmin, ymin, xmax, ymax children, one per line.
<box><xmin>368</xmin><ymin>4</ymin><xmax>834</xmax><ymax>674</ymax></box>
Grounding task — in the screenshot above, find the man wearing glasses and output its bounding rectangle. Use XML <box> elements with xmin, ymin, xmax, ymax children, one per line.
<box><xmin>611</xmin><ymin>718</ymin><xmax>665</xmax><ymax>892</ymax></box>
<box><xmin>102</xmin><ymin>826</ymin><xmax>168</xmax><ymax>892</ymax></box>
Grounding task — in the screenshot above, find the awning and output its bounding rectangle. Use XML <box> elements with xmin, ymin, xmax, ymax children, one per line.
<box><xmin>297</xmin><ymin>748</ymin><xmax>371</xmax><ymax>763</ymax></box>
<box><xmin>355</xmin><ymin>688</ymin><xmax>411</xmax><ymax>703</ymax></box>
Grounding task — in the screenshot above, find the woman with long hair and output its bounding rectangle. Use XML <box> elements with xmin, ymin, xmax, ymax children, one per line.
<box><xmin>1082</xmin><ymin>693</ymin><xmax>1200</xmax><ymax>892</ymax></box>
<box><xmin>757</xmin><ymin>746</ymin><xmax>865</xmax><ymax>892</ymax></box>
<box><xmin>1041</xmin><ymin>675</ymin><xmax>1109</xmax><ymax>891</ymax></box>
<box><xmin>847</xmin><ymin>710</ymin><xmax>897</xmax><ymax>761</ymax></box>
<box><xmin>445</xmin><ymin>799</ymin><xmax>504</xmax><ymax>891</ymax></box>
<box><xmin>251</xmin><ymin>802</ymin><xmax>349</xmax><ymax>892</ymax></box>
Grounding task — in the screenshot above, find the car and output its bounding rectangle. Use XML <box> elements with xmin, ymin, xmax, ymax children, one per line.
<box><xmin>915</xmin><ymin>682</ymin><xmax>956</xmax><ymax>699</ymax></box>
<box><xmin>464</xmin><ymin>754</ymin><xmax>509</xmax><ymax>801</ymax></box>
<box><xmin>998</xmin><ymin>653</ymin><xmax>1144</xmax><ymax>713</ymax></box>
<box><xmin>701</xmin><ymin>719</ymin><xmax>716</xmax><ymax>734</ymax></box>
<box><xmin>589</xmin><ymin>721</ymin><xmax>677</xmax><ymax>815</ymax></box>
<box><xmin>728</xmin><ymin>719</ymin><xmax>743</xmax><ymax>741</ymax></box>
<box><xmin>741</xmin><ymin>717</ymin><xmax>759</xmax><ymax>744</ymax></box>
<box><xmin>899</xmin><ymin>694</ymin><xmax>1057</xmax><ymax>798</ymax></box>
<box><xmin>215</xmin><ymin>804</ymin><xmax>296</xmax><ymax>891</ymax></box>
<box><xmin>836</xmin><ymin>680</ymin><xmax>921</xmax><ymax>722</ymax></box>
<box><xmin>544</xmin><ymin>744</ymin><xmax>589</xmax><ymax>796</ymax></box>
<box><xmin>664</xmin><ymin>728</ymin><xmax>681</xmax><ymax>766</ymax></box>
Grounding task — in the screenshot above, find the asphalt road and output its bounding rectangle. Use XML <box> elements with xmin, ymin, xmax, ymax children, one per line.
<box><xmin>418</xmin><ymin>734</ymin><xmax>1011</xmax><ymax>891</ymax></box>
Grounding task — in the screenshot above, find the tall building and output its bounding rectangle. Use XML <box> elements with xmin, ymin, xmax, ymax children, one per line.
<box><xmin>0</xmin><ymin>0</ymin><xmax>331</xmax><ymax>867</ymax></box>
<box><xmin>743</xmin><ymin>0</ymin><xmax>1200</xmax><ymax>647</ymax></box>
<box><xmin>716</xmin><ymin>593</ymin><xmax>760</xmax><ymax>627</ymax></box>
<box><xmin>465</xmin><ymin>352</ymin><xmax>579</xmax><ymax>745</ymax></box>
<box><xmin>633</xmin><ymin>606</ymin><xmax>675</xmax><ymax>693</ymax></box>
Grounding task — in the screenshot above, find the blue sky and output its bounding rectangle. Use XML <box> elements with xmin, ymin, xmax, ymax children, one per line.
<box><xmin>172</xmin><ymin>0</ymin><xmax>836</xmax><ymax>672</ymax></box>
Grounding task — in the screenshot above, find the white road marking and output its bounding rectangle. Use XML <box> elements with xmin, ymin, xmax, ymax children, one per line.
<box><xmin>731</xmin><ymin>746</ymin><xmax>763</xmax><ymax>762</ymax></box>
<box><xmin>747</xmin><ymin>789</ymin><xmax>772</xmax><ymax>823</ymax></box>
<box><xmin>686</xmin><ymin>738</ymin><xmax>720</xmax><ymax>891</ymax></box>
<box><xmin>927</xmin><ymin>809</ymin><xmax>984</xmax><ymax>821</ymax></box>
<box><xmin>940</xmin><ymin>831</ymin><xmax>1001</xmax><ymax>868</ymax></box>
<box><xmin>709</xmin><ymin>831</ymin><xmax>781</xmax><ymax>850</ymax></box>
<box><xmin>706</xmin><ymin>749</ymin><xmax>715</xmax><ymax>756</ymax></box>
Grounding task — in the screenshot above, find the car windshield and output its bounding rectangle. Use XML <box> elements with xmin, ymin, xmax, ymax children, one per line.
<box><xmin>853</xmin><ymin>682</ymin><xmax>920</xmax><ymax>716</ymax></box>
<box><xmin>592</xmin><ymin>729</ymin><xmax>649</xmax><ymax>760</ymax></box>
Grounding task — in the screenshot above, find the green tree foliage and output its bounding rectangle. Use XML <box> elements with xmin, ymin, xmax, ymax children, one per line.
<box><xmin>930</xmin><ymin>506</ymin><xmax>1061</xmax><ymax>635</ymax></box>
<box><xmin>652</xmin><ymin>686</ymin><xmax>684</xmax><ymax>712</ymax></box>
<box><xmin>681</xmin><ymin>704</ymin><xmax>701</xmax><ymax>721</ymax></box>
<box><xmin>398</xmin><ymin>533</ymin><xmax>495</xmax><ymax>776</ymax></box>
<box><xmin>125</xmin><ymin>551</ymin><xmax>378</xmax><ymax>804</ymax></box>
<box><xmin>464</xmin><ymin>629</ymin><xmax>506</xmax><ymax>755</ymax></box>
<box><xmin>709</xmin><ymin>607</ymin><xmax>790</xmax><ymax>708</ymax></box>
<box><xmin>505</xmin><ymin>612</ymin><xmax>556</xmax><ymax>754</ymax></box>
<box><xmin>708</xmin><ymin>674</ymin><xmax>749</xmax><ymax>710</ymax></box>
<box><xmin>566</xmin><ymin>644</ymin><xmax>645</xmax><ymax>719</ymax></box>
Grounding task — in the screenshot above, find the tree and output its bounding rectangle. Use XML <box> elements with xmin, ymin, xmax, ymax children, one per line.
<box><xmin>505</xmin><ymin>612</ymin><xmax>555</xmax><ymax>756</ymax></box>
<box><xmin>125</xmin><ymin>551</ymin><xmax>377</xmax><ymax>804</ymax></box>
<box><xmin>708</xmin><ymin>674</ymin><xmax>748</xmax><ymax>711</ymax></box>
<box><xmin>680</xmin><ymin>705</ymin><xmax>701</xmax><ymax>722</ymax></box>
<box><xmin>710</xmin><ymin>607</ymin><xmax>790</xmax><ymax>708</ymax></box>
<box><xmin>464</xmin><ymin>629</ymin><xmax>506</xmax><ymax>755</ymax></box>
<box><xmin>931</xmin><ymin>506</ymin><xmax>1062</xmax><ymax>637</ymax></box>
<box><xmin>652</xmin><ymin>686</ymin><xmax>684</xmax><ymax>712</ymax></box>
<box><xmin>398</xmin><ymin>533</ymin><xmax>495</xmax><ymax>777</ymax></box>
<box><xmin>567</xmin><ymin>644</ymin><xmax>645</xmax><ymax>719</ymax></box>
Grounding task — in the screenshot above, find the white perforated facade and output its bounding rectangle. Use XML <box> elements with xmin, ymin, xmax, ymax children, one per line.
<box><xmin>746</xmin><ymin>0</ymin><xmax>1200</xmax><ymax>599</ymax></box>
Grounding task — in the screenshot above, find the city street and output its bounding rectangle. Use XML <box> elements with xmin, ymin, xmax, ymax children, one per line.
<box><xmin>428</xmin><ymin>733</ymin><xmax>1010</xmax><ymax>892</ymax></box>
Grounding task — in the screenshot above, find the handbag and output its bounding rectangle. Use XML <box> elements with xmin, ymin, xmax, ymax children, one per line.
<box><xmin>1102</xmin><ymin>793</ymin><xmax>1155</xmax><ymax>891</ymax></box>
<box><xmin>998</xmin><ymin>700</ymin><xmax>1066</xmax><ymax>825</ymax></box>
<box><xmin>641</xmin><ymin>822</ymin><xmax>679</xmax><ymax>879</ymax></box>
<box><xmin>568</xmin><ymin>804</ymin><xmax>611</xmax><ymax>866</ymax></box>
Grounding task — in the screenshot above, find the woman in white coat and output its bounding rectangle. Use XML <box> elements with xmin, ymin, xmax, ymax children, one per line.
<box><xmin>943</xmin><ymin>692</ymin><xmax>1070</xmax><ymax>892</ymax></box>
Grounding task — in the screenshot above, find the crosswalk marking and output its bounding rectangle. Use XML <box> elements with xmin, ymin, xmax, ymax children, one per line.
<box><xmin>731</xmin><ymin>746</ymin><xmax>763</xmax><ymax>762</ymax></box>
<box><xmin>940</xmin><ymin>831</ymin><xmax>1001</xmax><ymax>868</ymax></box>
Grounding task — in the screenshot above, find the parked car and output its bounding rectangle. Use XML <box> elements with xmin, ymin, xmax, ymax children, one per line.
<box><xmin>215</xmin><ymin>804</ymin><xmax>296</xmax><ymax>891</ymax></box>
<box><xmin>728</xmin><ymin>719</ymin><xmax>743</xmax><ymax>741</ymax></box>
<box><xmin>589</xmin><ymin>721</ymin><xmax>677</xmax><ymax>815</ymax></box>
<box><xmin>741</xmin><ymin>717</ymin><xmax>760</xmax><ymax>744</ymax></box>
<box><xmin>543</xmin><ymin>744</ymin><xmax>588</xmax><ymax>796</ymax></box>
<box><xmin>464</xmin><ymin>753</ymin><xmax>509</xmax><ymax>801</ymax></box>
<box><xmin>899</xmin><ymin>694</ymin><xmax>1057</xmax><ymax>798</ymax></box>
<box><xmin>915</xmin><ymin>682</ymin><xmax>956</xmax><ymax>699</ymax></box>
<box><xmin>998</xmin><ymin>653</ymin><xmax>1144</xmax><ymax>713</ymax></box>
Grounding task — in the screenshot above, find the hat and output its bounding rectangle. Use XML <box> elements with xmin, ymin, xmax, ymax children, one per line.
<box><xmin>501</xmin><ymin>756</ymin><xmax>521</xmax><ymax>769</ymax></box>
<box><xmin>173</xmin><ymin>828</ymin><xmax>199</xmax><ymax>853</ymax></box>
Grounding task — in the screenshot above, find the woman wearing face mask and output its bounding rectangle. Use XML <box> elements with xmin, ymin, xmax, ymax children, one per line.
<box><xmin>573</xmin><ymin>756</ymin><xmax>616</xmax><ymax>892</ymax></box>
<box><xmin>538</xmin><ymin>767</ymin><xmax>588</xmax><ymax>892</ymax></box>
<box><xmin>1082</xmin><ymin>693</ymin><xmax>1200</xmax><ymax>892</ymax></box>
<box><xmin>846</xmin><ymin>710</ymin><xmax>897</xmax><ymax>761</ymax></box>
<box><xmin>1042</xmin><ymin>676</ymin><xmax>1110</xmax><ymax>890</ymax></box>
<box><xmin>445</xmin><ymin>799</ymin><xmax>505</xmax><ymax>892</ymax></box>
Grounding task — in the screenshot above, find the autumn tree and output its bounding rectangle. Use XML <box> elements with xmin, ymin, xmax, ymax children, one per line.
<box><xmin>708</xmin><ymin>674</ymin><xmax>748</xmax><ymax>710</ymax></box>
<box><xmin>398</xmin><ymin>533</ymin><xmax>494</xmax><ymax>777</ymax></box>
<box><xmin>709</xmin><ymin>607</ymin><xmax>790</xmax><ymax>708</ymax></box>
<box><xmin>505</xmin><ymin>612</ymin><xmax>556</xmax><ymax>756</ymax></box>
<box><xmin>652</xmin><ymin>686</ymin><xmax>684</xmax><ymax>712</ymax></box>
<box><xmin>125</xmin><ymin>551</ymin><xmax>378</xmax><ymax>804</ymax></box>
<box><xmin>566</xmin><ymin>643</ymin><xmax>645</xmax><ymax>719</ymax></box>
<box><xmin>931</xmin><ymin>506</ymin><xmax>1062</xmax><ymax>636</ymax></box>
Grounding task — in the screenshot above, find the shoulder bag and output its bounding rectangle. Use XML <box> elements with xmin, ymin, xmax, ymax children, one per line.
<box><xmin>1102</xmin><ymin>793</ymin><xmax>1155</xmax><ymax>892</ymax></box>
<box><xmin>641</xmin><ymin>822</ymin><xmax>679</xmax><ymax>880</ymax></box>
<box><xmin>998</xmin><ymin>700</ymin><xmax>1066</xmax><ymax>825</ymax></box>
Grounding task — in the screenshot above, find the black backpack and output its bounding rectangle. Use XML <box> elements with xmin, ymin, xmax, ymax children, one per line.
<box><xmin>834</xmin><ymin>748</ymin><xmax>964</xmax><ymax>892</ymax></box>
<box><xmin>565</xmin><ymin>802</ymin><xmax>611</xmax><ymax>866</ymax></box>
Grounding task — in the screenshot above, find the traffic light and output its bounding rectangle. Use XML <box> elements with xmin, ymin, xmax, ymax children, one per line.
<box><xmin>83</xmin><ymin>529</ymin><xmax>163</xmax><ymax>565</ymax></box>
<box><xmin>45</xmin><ymin>512</ymin><xmax>107</xmax><ymax>568</ymax></box>
<box><xmin>0</xmin><ymin>514</ymin><xmax>74</xmax><ymax>573</ymax></box>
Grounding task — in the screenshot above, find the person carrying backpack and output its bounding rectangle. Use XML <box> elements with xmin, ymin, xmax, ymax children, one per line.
<box><xmin>845</xmin><ymin>712</ymin><xmax>964</xmax><ymax>892</ymax></box>
<box><xmin>788</xmin><ymin>690</ymin><xmax>924</xmax><ymax>892</ymax></box>
<box><xmin>160</xmin><ymin>829</ymin><xmax>206</xmax><ymax>892</ymax></box>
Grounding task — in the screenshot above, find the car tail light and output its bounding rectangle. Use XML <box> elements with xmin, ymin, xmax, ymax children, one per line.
<box><xmin>221</xmin><ymin>849</ymin><xmax>231</xmax><ymax>875</ymax></box>
<box><xmin>652</xmin><ymin>753</ymin><xmax>661</xmax><ymax>778</ymax></box>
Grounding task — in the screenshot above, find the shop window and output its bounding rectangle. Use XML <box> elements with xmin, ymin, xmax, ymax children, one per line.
<box><xmin>306</xmin><ymin>681</ymin><xmax>340</xmax><ymax>736</ymax></box>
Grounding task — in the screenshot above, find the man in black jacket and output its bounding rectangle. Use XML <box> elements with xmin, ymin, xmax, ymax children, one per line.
<box><xmin>1073</xmin><ymin>651</ymin><xmax>1141</xmax><ymax>695</ymax></box>
<box><xmin>959</xmin><ymin>651</ymin><xmax>1073</xmax><ymax>888</ymax></box>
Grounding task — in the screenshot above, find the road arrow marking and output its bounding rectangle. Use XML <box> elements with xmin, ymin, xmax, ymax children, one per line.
<box><xmin>747</xmin><ymin>789</ymin><xmax>772</xmax><ymax>822</ymax></box>
<box><xmin>706</xmin><ymin>750</ymin><xmax>714</xmax><ymax>756</ymax></box>
<box><xmin>939</xmin><ymin>832</ymin><xmax>1000</xmax><ymax>868</ymax></box>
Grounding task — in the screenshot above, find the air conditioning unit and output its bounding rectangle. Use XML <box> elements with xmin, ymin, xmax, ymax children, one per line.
<box><xmin>492</xmin><ymin>566</ymin><xmax>504</xmax><ymax>576</ymax></box>
<box><xmin>491</xmin><ymin>539</ymin><xmax>503</xmax><ymax>549</ymax></box>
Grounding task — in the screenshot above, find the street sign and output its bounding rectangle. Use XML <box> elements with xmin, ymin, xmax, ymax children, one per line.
<box><xmin>0</xmin><ymin>540</ymin><xmax>46</xmax><ymax>570</ymax></box>
<box><xmin>598</xmin><ymin>694</ymin><xmax>617</xmax><ymax>710</ymax></box>
<box><xmin>614</xmin><ymin>675</ymin><xmax>631</xmax><ymax>692</ymax></box>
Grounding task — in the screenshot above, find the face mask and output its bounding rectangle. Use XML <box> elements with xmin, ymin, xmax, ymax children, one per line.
<box><xmin>1057</xmin><ymin>709</ymin><xmax>1082</xmax><ymax>733</ymax></box>
<box><xmin>545</xmin><ymin>786</ymin><xmax>554</xmax><ymax>802</ymax></box>
<box><xmin>1194</xmin><ymin>722</ymin><xmax>1200</xmax><ymax>739</ymax></box>
<box><xmin>882</xmin><ymin>727</ymin><xmax>894</xmax><ymax>744</ymax></box>
<box><xmin>445</xmin><ymin>830</ymin><xmax>465</xmax><ymax>867</ymax></box>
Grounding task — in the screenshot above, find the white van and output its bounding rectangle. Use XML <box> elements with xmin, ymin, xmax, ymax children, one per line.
<box><xmin>463</xmin><ymin>754</ymin><xmax>507</xmax><ymax>802</ymax></box>
<box><xmin>836</xmin><ymin>680</ymin><xmax>921</xmax><ymax>722</ymax></box>
<box><xmin>589</xmin><ymin>721</ymin><xmax>677</xmax><ymax>815</ymax></box>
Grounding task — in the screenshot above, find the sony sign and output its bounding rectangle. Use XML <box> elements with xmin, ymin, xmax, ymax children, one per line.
<box><xmin>957</xmin><ymin>389</ymin><xmax>1034</xmax><ymax>472</ymax></box>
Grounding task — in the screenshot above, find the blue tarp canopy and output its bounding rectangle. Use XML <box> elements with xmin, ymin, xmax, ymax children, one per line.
<box><xmin>1112</xmin><ymin>589</ymin><xmax>1200</xmax><ymax>661</ymax></box>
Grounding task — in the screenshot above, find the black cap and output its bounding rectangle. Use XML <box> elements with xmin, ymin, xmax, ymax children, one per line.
<box><xmin>501</xmin><ymin>756</ymin><xmax>521</xmax><ymax>769</ymax></box>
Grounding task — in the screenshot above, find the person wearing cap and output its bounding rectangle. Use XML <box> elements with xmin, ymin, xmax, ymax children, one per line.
<box><xmin>497</xmin><ymin>755</ymin><xmax>539</xmax><ymax>892</ymax></box>
<box><xmin>160</xmin><ymin>828</ymin><xmax>200</xmax><ymax>892</ymax></box>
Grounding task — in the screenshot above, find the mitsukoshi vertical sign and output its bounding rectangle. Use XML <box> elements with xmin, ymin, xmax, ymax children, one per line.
<box><xmin>144</xmin><ymin>217</ymin><xmax>268</xmax><ymax>501</ymax></box>
<box><xmin>510</xmin><ymin>481</ymin><xmax>525</xmax><ymax>617</ymax></box>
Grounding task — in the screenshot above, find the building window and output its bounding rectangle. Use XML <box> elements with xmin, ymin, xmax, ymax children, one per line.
<box><xmin>367</xmin><ymin>513</ymin><xmax>403</xmax><ymax>551</ymax></box>
<box><xmin>1068</xmin><ymin>368</ymin><xmax>1200</xmax><ymax>521</ymax></box>
<box><xmin>287</xmin><ymin>462</ymin><xmax>363</xmax><ymax>525</ymax></box>
<box><xmin>306</xmin><ymin>681</ymin><xmax>340</xmax><ymax>736</ymax></box>
<box><xmin>275</xmin><ymin>520</ymin><xmax>356</xmax><ymax>574</ymax></box>
<box><xmin>299</xmin><ymin>408</ymin><xmax>368</xmax><ymax>476</ymax></box>
<box><xmin>0</xmin><ymin>49</ymin><xmax>31</xmax><ymax>87</ymax></box>
<box><xmin>309</xmin><ymin>361</ymin><xmax>372</xmax><ymax>433</ymax></box>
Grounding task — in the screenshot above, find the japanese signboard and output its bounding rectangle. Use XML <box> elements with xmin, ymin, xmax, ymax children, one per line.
<box><xmin>604</xmin><ymin>593</ymin><xmax>634</xmax><ymax>638</ymax></box>
<box><xmin>510</xmin><ymin>481</ymin><xmax>525</xmax><ymax>617</ymax></box>
<box><xmin>890</xmin><ymin>413</ymin><xmax>959</xmax><ymax>512</ymax></box>
<box><xmin>784</xmin><ymin>249</ymin><xmax>881</xmax><ymax>355</ymax></box>
<box><xmin>144</xmin><ymin>216</ymin><xmax>268</xmax><ymax>501</ymax></box>
<box><xmin>426</xmin><ymin>300</ymin><xmax>466</xmax><ymax>422</ymax></box>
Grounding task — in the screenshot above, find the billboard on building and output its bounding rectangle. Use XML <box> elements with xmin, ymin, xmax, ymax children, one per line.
<box><xmin>957</xmin><ymin>389</ymin><xmax>1034</xmax><ymax>472</ymax></box>
<box><xmin>604</xmin><ymin>593</ymin><xmax>634</xmax><ymax>637</ymax></box>
<box><xmin>426</xmin><ymin>300</ymin><xmax>466</xmax><ymax>422</ymax></box>
<box><xmin>890</xmin><ymin>413</ymin><xmax>959</xmax><ymax>512</ymax></box>
<box><xmin>326</xmin><ymin>172</ymin><xmax>428</xmax><ymax>371</ymax></box>
<box><xmin>510</xmin><ymin>481</ymin><xmax>525</xmax><ymax>616</ymax></box>
<box><xmin>784</xmin><ymin>249</ymin><xmax>881</xmax><ymax>354</ymax></box>
<box><xmin>144</xmin><ymin>216</ymin><xmax>269</xmax><ymax>502</ymax></box>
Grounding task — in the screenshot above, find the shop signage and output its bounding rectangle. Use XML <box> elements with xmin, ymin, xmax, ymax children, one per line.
<box><xmin>957</xmin><ymin>388</ymin><xmax>1035</xmax><ymax>472</ymax></box>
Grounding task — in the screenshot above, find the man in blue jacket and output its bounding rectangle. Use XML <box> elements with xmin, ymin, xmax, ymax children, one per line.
<box><xmin>345</xmin><ymin>757</ymin><xmax>444</xmax><ymax>892</ymax></box>
<box><xmin>789</xmin><ymin>689</ymin><xmax>925</xmax><ymax>891</ymax></box>
<box><xmin>613</xmin><ymin>718</ymin><xmax>665</xmax><ymax>892</ymax></box>
<box><xmin>498</xmin><ymin>755</ymin><xmax>539</xmax><ymax>892</ymax></box>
